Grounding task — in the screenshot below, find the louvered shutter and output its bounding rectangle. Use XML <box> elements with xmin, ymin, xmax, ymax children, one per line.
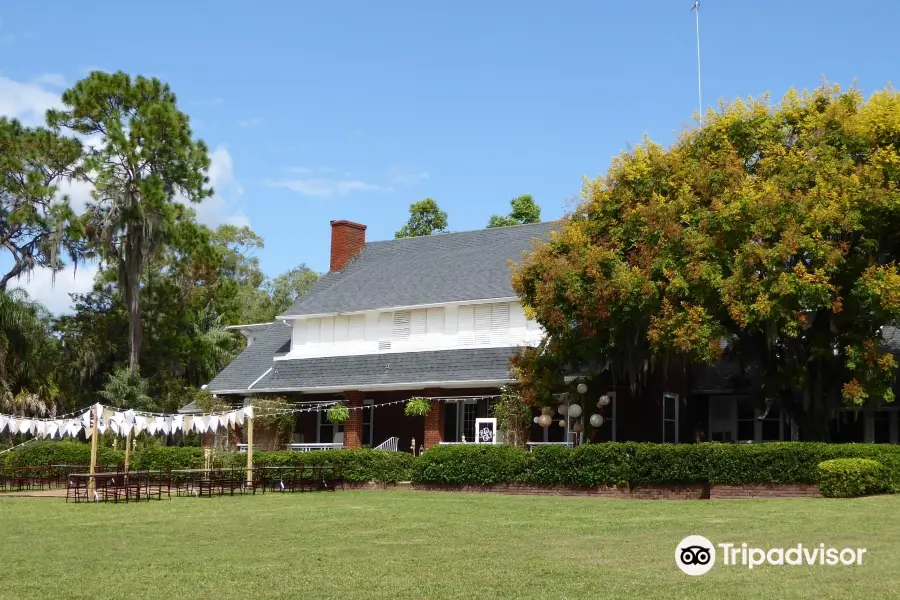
<box><xmin>320</xmin><ymin>316</ymin><xmax>335</xmax><ymax>344</ymax></box>
<box><xmin>410</xmin><ymin>309</ymin><xmax>427</xmax><ymax>339</ymax></box>
<box><xmin>474</xmin><ymin>304</ymin><xmax>491</xmax><ymax>345</ymax></box>
<box><xmin>306</xmin><ymin>318</ymin><xmax>321</xmax><ymax>344</ymax></box>
<box><xmin>490</xmin><ymin>302</ymin><xmax>510</xmax><ymax>344</ymax></box>
<box><xmin>333</xmin><ymin>316</ymin><xmax>349</xmax><ymax>343</ymax></box>
<box><xmin>426</xmin><ymin>307</ymin><xmax>444</xmax><ymax>336</ymax></box>
<box><xmin>458</xmin><ymin>305</ymin><xmax>475</xmax><ymax>345</ymax></box>
<box><xmin>393</xmin><ymin>310</ymin><xmax>411</xmax><ymax>339</ymax></box>
<box><xmin>349</xmin><ymin>314</ymin><xmax>366</xmax><ymax>342</ymax></box>
<box><xmin>378</xmin><ymin>313</ymin><xmax>393</xmax><ymax>350</ymax></box>
<box><xmin>509</xmin><ymin>302</ymin><xmax>527</xmax><ymax>344</ymax></box>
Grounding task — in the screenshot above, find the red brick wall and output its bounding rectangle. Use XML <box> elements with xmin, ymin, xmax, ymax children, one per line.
<box><xmin>709</xmin><ymin>484</ymin><xmax>821</xmax><ymax>499</ymax></box>
<box><xmin>344</xmin><ymin>391</ymin><xmax>364</xmax><ymax>449</ymax></box>
<box><xmin>422</xmin><ymin>387</ymin><xmax>444</xmax><ymax>449</ymax></box>
<box><xmin>329</xmin><ymin>220</ymin><xmax>366</xmax><ymax>271</ymax></box>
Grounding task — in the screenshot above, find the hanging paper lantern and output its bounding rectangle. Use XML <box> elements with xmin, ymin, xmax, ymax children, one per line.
<box><xmin>567</xmin><ymin>404</ymin><xmax>582</xmax><ymax>418</ymax></box>
<box><xmin>572</xmin><ymin>422</ymin><xmax>582</xmax><ymax>433</ymax></box>
<box><xmin>598</xmin><ymin>395</ymin><xmax>611</xmax><ymax>407</ymax></box>
<box><xmin>541</xmin><ymin>406</ymin><xmax>554</xmax><ymax>416</ymax></box>
<box><xmin>576</xmin><ymin>383</ymin><xmax>588</xmax><ymax>394</ymax></box>
<box><xmin>557</xmin><ymin>404</ymin><xmax>568</xmax><ymax>416</ymax></box>
<box><xmin>558</xmin><ymin>419</ymin><xmax>566</xmax><ymax>428</ymax></box>
<box><xmin>533</xmin><ymin>416</ymin><xmax>540</xmax><ymax>424</ymax></box>
<box><xmin>589</xmin><ymin>414</ymin><xmax>604</xmax><ymax>427</ymax></box>
<box><xmin>538</xmin><ymin>414</ymin><xmax>553</xmax><ymax>428</ymax></box>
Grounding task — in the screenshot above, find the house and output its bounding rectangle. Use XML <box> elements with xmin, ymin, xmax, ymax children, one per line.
<box><xmin>205</xmin><ymin>220</ymin><xmax>900</xmax><ymax>449</ymax></box>
<box><xmin>205</xmin><ymin>220</ymin><xmax>550</xmax><ymax>451</ymax></box>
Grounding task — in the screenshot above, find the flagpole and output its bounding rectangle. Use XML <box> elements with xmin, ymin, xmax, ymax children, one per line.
<box><xmin>693</xmin><ymin>1</ymin><xmax>703</xmax><ymax>122</ymax></box>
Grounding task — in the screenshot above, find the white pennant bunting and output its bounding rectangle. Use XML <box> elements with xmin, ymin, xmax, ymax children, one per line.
<box><xmin>183</xmin><ymin>416</ymin><xmax>193</xmax><ymax>433</ymax></box>
<box><xmin>46</xmin><ymin>421</ymin><xmax>59</xmax><ymax>438</ymax></box>
<box><xmin>235</xmin><ymin>409</ymin><xmax>245</xmax><ymax>426</ymax></box>
<box><xmin>9</xmin><ymin>418</ymin><xmax>20</xmax><ymax>435</ymax></box>
<box><xmin>161</xmin><ymin>417</ymin><xmax>171</xmax><ymax>436</ymax></box>
<box><xmin>134</xmin><ymin>416</ymin><xmax>148</xmax><ymax>434</ymax></box>
<box><xmin>227</xmin><ymin>411</ymin><xmax>237</xmax><ymax>428</ymax></box>
<box><xmin>243</xmin><ymin>406</ymin><xmax>254</xmax><ymax>420</ymax></box>
<box><xmin>209</xmin><ymin>415</ymin><xmax>220</xmax><ymax>432</ymax></box>
<box><xmin>121</xmin><ymin>421</ymin><xmax>133</xmax><ymax>437</ymax></box>
<box><xmin>34</xmin><ymin>421</ymin><xmax>46</xmax><ymax>437</ymax></box>
<box><xmin>19</xmin><ymin>419</ymin><xmax>32</xmax><ymax>435</ymax></box>
<box><xmin>0</xmin><ymin>415</ymin><xmax>8</xmax><ymax>434</ymax></box>
<box><xmin>173</xmin><ymin>415</ymin><xmax>184</xmax><ymax>433</ymax></box>
<box><xmin>81</xmin><ymin>411</ymin><xmax>92</xmax><ymax>430</ymax></box>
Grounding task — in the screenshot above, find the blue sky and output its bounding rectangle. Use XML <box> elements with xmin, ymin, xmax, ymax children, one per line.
<box><xmin>1</xmin><ymin>0</ymin><xmax>898</xmax><ymax>312</ymax></box>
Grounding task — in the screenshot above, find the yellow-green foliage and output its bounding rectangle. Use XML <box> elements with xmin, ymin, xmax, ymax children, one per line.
<box><xmin>513</xmin><ymin>85</ymin><xmax>900</xmax><ymax>414</ymax></box>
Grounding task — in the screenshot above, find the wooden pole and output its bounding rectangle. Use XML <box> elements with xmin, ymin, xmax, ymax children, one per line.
<box><xmin>245</xmin><ymin>414</ymin><xmax>254</xmax><ymax>489</ymax></box>
<box><xmin>88</xmin><ymin>404</ymin><xmax>99</xmax><ymax>500</ymax></box>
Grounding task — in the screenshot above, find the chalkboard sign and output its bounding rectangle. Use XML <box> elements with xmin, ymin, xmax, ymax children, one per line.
<box><xmin>475</xmin><ymin>418</ymin><xmax>498</xmax><ymax>444</ymax></box>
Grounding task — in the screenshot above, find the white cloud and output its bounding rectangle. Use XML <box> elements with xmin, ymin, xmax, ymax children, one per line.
<box><xmin>236</xmin><ymin>117</ymin><xmax>262</xmax><ymax>128</ymax></box>
<box><xmin>267</xmin><ymin>177</ymin><xmax>383</xmax><ymax>198</ymax></box>
<box><xmin>10</xmin><ymin>263</ymin><xmax>100</xmax><ymax>315</ymax></box>
<box><xmin>186</xmin><ymin>145</ymin><xmax>250</xmax><ymax>227</ymax></box>
<box><xmin>285</xmin><ymin>166</ymin><xmax>336</xmax><ymax>175</ymax></box>
<box><xmin>31</xmin><ymin>73</ymin><xmax>66</xmax><ymax>88</ymax></box>
<box><xmin>387</xmin><ymin>166</ymin><xmax>430</xmax><ymax>185</ymax></box>
<box><xmin>0</xmin><ymin>74</ymin><xmax>63</xmax><ymax>125</ymax></box>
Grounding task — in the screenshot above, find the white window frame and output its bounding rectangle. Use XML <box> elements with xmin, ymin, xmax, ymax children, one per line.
<box><xmin>663</xmin><ymin>393</ymin><xmax>679</xmax><ymax>443</ymax></box>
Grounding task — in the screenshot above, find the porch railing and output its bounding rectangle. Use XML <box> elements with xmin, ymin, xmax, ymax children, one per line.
<box><xmin>236</xmin><ymin>443</ymin><xmax>344</xmax><ymax>453</ymax></box>
<box><xmin>373</xmin><ymin>437</ymin><xmax>399</xmax><ymax>451</ymax></box>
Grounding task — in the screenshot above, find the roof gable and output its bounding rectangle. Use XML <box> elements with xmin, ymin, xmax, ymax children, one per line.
<box><xmin>280</xmin><ymin>222</ymin><xmax>555</xmax><ymax>318</ymax></box>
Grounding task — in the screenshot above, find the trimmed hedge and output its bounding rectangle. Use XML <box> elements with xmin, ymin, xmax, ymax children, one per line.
<box><xmin>2</xmin><ymin>444</ymin><xmax>415</xmax><ymax>483</ymax></box>
<box><xmin>3</xmin><ymin>442</ymin><xmax>123</xmax><ymax>474</ymax></box>
<box><xmin>411</xmin><ymin>445</ymin><xmax>528</xmax><ymax>485</ymax></box>
<box><xmin>6</xmin><ymin>441</ymin><xmax>900</xmax><ymax>490</ymax></box>
<box><xmin>817</xmin><ymin>458</ymin><xmax>890</xmax><ymax>498</ymax></box>
<box><xmin>413</xmin><ymin>442</ymin><xmax>900</xmax><ymax>490</ymax></box>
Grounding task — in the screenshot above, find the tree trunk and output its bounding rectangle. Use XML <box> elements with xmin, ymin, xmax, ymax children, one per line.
<box><xmin>121</xmin><ymin>234</ymin><xmax>144</xmax><ymax>376</ymax></box>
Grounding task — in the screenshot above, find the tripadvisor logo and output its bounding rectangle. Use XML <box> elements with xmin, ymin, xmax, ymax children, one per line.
<box><xmin>675</xmin><ymin>535</ymin><xmax>867</xmax><ymax>576</ymax></box>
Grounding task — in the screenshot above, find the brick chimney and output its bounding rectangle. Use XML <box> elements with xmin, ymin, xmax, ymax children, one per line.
<box><xmin>330</xmin><ymin>220</ymin><xmax>367</xmax><ymax>272</ymax></box>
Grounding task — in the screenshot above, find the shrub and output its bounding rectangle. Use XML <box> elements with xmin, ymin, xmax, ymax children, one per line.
<box><xmin>130</xmin><ymin>446</ymin><xmax>206</xmax><ymax>471</ymax></box>
<box><xmin>817</xmin><ymin>458</ymin><xmax>891</xmax><ymax>498</ymax></box>
<box><xmin>3</xmin><ymin>441</ymin><xmax>123</xmax><ymax>474</ymax></box>
<box><xmin>412</xmin><ymin>445</ymin><xmax>528</xmax><ymax>485</ymax></box>
<box><xmin>564</xmin><ymin>443</ymin><xmax>633</xmax><ymax>487</ymax></box>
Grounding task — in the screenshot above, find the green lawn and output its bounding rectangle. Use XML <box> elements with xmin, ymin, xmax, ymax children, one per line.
<box><xmin>0</xmin><ymin>491</ymin><xmax>897</xmax><ymax>600</ymax></box>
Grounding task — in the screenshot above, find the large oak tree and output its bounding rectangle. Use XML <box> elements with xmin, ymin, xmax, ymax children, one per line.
<box><xmin>512</xmin><ymin>85</ymin><xmax>900</xmax><ymax>438</ymax></box>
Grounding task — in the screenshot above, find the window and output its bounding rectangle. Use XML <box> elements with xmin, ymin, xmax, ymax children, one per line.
<box><xmin>759</xmin><ymin>404</ymin><xmax>782</xmax><ymax>441</ymax></box>
<box><xmin>443</xmin><ymin>399</ymin><xmax>489</xmax><ymax>442</ymax></box>
<box><xmin>737</xmin><ymin>399</ymin><xmax>756</xmax><ymax>441</ymax></box>
<box><xmin>874</xmin><ymin>410</ymin><xmax>892</xmax><ymax>444</ymax></box>
<box><xmin>318</xmin><ymin>409</ymin><xmax>344</xmax><ymax>444</ymax></box>
<box><xmin>663</xmin><ymin>393</ymin><xmax>679</xmax><ymax>443</ymax></box>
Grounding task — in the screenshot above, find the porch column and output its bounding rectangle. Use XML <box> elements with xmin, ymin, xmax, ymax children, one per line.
<box><xmin>344</xmin><ymin>390</ymin><xmax>364</xmax><ymax>449</ymax></box>
<box><xmin>423</xmin><ymin>387</ymin><xmax>444</xmax><ymax>449</ymax></box>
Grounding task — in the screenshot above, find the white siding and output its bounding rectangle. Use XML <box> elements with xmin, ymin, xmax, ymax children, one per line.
<box><xmin>378</xmin><ymin>312</ymin><xmax>393</xmax><ymax>350</ymax></box>
<box><xmin>458</xmin><ymin>305</ymin><xmax>475</xmax><ymax>345</ymax></box>
<box><xmin>306</xmin><ymin>318</ymin><xmax>321</xmax><ymax>344</ymax></box>
<box><xmin>349</xmin><ymin>314</ymin><xmax>366</xmax><ymax>342</ymax></box>
<box><xmin>410</xmin><ymin>309</ymin><xmax>427</xmax><ymax>339</ymax></box>
<box><xmin>283</xmin><ymin>301</ymin><xmax>542</xmax><ymax>360</ymax></box>
<box><xmin>333</xmin><ymin>315</ymin><xmax>349</xmax><ymax>343</ymax></box>
<box><xmin>426</xmin><ymin>307</ymin><xmax>444</xmax><ymax>337</ymax></box>
<box><xmin>320</xmin><ymin>316</ymin><xmax>334</xmax><ymax>344</ymax></box>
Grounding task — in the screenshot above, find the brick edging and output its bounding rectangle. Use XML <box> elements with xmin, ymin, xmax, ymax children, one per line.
<box><xmin>345</xmin><ymin>481</ymin><xmax>822</xmax><ymax>499</ymax></box>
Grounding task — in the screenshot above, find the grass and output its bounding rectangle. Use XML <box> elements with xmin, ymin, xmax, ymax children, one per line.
<box><xmin>0</xmin><ymin>491</ymin><xmax>898</xmax><ymax>600</ymax></box>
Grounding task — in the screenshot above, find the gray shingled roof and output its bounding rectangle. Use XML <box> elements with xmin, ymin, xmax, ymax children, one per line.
<box><xmin>206</xmin><ymin>322</ymin><xmax>291</xmax><ymax>393</ymax></box>
<box><xmin>251</xmin><ymin>347</ymin><xmax>517</xmax><ymax>392</ymax></box>
<box><xmin>279</xmin><ymin>222</ymin><xmax>556</xmax><ymax>317</ymax></box>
